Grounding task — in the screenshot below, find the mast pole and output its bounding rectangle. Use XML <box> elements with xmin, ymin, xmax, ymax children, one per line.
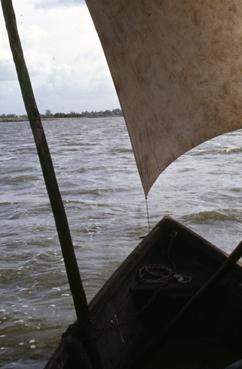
<box><xmin>1</xmin><ymin>2</ymin><xmax>100</xmax><ymax>367</ymax></box>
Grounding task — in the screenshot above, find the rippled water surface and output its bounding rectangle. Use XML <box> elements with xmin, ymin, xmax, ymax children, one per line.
<box><xmin>1</xmin><ymin>117</ymin><xmax>242</xmax><ymax>368</ymax></box>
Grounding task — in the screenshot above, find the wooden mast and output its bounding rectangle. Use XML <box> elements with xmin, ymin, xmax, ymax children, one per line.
<box><xmin>1</xmin><ymin>1</ymin><xmax>101</xmax><ymax>367</ymax></box>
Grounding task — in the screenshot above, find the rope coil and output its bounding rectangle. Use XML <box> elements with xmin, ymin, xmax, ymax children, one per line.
<box><xmin>138</xmin><ymin>264</ymin><xmax>192</xmax><ymax>285</ymax></box>
<box><xmin>139</xmin><ymin>264</ymin><xmax>173</xmax><ymax>284</ymax></box>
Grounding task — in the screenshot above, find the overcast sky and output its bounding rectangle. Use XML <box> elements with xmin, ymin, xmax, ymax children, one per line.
<box><xmin>0</xmin><ymin>0</ymin><xmax>120</xmax><ymax>114</ymax></box>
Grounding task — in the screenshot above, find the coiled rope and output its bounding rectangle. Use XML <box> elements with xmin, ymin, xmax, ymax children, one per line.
<box><xmin>138</xmin><ymin>264</ymin><xmax>192</xmax><ymax>285</ymax></box>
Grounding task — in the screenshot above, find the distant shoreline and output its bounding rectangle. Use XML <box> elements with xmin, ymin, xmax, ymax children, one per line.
<box><xmin>0</xmin><ymin>108</ymin><xmax>123</xmax><ymax>123</ymax></box>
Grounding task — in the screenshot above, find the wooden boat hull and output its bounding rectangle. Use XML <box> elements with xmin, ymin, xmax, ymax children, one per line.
<box><xmin>45</xmin><ymin>217</ymin><xmax>242</xmax><ymax>369</ymax></box>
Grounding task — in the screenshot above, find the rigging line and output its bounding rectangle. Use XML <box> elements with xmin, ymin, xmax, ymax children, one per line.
<box><xmin>145</xmin><ymin>195</ymin><xmax>151</xmax><ymax>232</ymax></box>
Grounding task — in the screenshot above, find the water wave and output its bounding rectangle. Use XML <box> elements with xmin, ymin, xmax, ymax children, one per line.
<box><xmin>182</xmin><ymin>210</ymin><xmax>242</xmax><ymax>224</ymax></box>
<box><xmin>191</xmin><ymin>146</ymin><xmax>242</xmax><ymax>156</ymax></box>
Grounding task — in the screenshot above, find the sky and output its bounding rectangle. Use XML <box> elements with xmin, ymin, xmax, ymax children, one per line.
<box><xmin>0</xmin><ymin>0</ymin><xmax>120</xmax><ymax>115</ymax></box>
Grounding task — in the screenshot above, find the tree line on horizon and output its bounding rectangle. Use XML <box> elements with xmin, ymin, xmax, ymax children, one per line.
<box><xmin>0</xmin><ymin>108</ymin><xmax>123</xmax><ymax>122</ymax></box>
<box><xmin>46</xmin><ymin>108</ymin><xmax>123</xmax><ymax>118</ymax></box>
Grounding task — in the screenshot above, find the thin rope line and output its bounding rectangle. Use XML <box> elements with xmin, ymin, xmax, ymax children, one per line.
<box><xmin>145</xmin><ymin>195</ymin><xmax>151</xmax><ymax>232</ymax></box>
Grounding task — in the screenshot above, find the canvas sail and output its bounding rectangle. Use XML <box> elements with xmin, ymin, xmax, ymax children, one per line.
<box><xmin>86</xmin><ymin>0</ymin><xmax>242</xmax><ymax>195</ymax></box>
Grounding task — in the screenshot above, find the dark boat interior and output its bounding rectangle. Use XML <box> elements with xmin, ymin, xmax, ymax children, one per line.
<box><xmin>45</xmin><ymin>217</ymin><xmax>242</xmax><ymax>369</ymax></box>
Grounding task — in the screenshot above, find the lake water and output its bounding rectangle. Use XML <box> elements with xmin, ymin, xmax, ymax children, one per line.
<box><xmin>1</xmin><ymin>117</ymin><xmax>242</xmax><ymax>368</ymax></box>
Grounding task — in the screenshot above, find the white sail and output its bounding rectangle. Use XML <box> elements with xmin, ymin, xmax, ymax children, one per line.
<box><xmin>86</xmin><ymin>0</ymin><xmax>242</xmax><ymax>195</ymax></box>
